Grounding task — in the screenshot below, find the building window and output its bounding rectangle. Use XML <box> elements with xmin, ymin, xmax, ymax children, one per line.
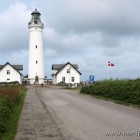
<box><xmin>36</xmin><ymin>61</ymin><xmax>38</xmax><ymax>64</ymax></box>
<box><xmin>67</xmin><ymin>69</ymin><xmax>70</xmax><ymax>73</ymax></box>
<box><xmin>71</xmin><ymin>77</ymin><xmax>74</xmax><ymax>82</ymax></box>
<box><xmin>7</xmin><ymin>79</ymin><xmax>10</xmax><ymax>80</ymax></box>
<box><xmin>36</xmin><ymin>45</ymin><xmax>37</xmax><ymax>48</ymax></box>
<box><xmin>62</xmin><ymin>77</ymin><xmax>65</xmax><ymax>82</ymax></box>
<box><xmin>7</xmin><ymin>70</ymin><xmax>10</xmax><ymax>75</ymax></box>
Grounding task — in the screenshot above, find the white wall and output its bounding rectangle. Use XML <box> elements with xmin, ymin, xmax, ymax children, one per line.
<box><xmin>28</xmin><ymin>24</ymin><xmax>45</xmax><ymax>84</ymax></box>
<box><xmin>0</xmin><ymin>64</ymin><xmax>22</xmax><ymax>84</ymax></box>
<box><xmin>56</xmin><ymin>64</ymin><xmax>80</xmax><ymax>84</ymax></box>
<box><xmin>52</xmin><ymin>70</ymin><xmax>58</xmax><ymax>84</ymax></box>
<box><xmin>52</xmin><ymin>75</ymin><xmax>55</xmax><ymax>85</ymax></box>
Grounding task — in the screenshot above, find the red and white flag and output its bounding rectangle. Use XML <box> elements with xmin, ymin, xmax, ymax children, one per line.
<box><xmin>108</xmin><ymin>61</ymin><xmax>114</xmax><ymax>66</ymax></box>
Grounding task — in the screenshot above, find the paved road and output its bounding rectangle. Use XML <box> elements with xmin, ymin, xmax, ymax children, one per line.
<box><xmin>36</xmin><ymin>87</ymin><xmax>140</xmax><ymax>140</ymax></box>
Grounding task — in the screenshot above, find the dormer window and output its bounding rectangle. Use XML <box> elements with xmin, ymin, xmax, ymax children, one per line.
<box><xmin>36</xmin><ymin>45</ymin><xmax>37</xmax><ymax>48</ymax></box>
<box><xmin>36</xmin><ymin>61</ymin><xmax>38</xmax><ymax>64</ymax></box>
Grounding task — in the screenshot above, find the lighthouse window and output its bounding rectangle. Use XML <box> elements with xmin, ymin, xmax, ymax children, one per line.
<box><xmin>36</xmin><ymin>45</ymin><xmax>37</xmax><ymax>48</ymax></box>
<box><xmin>36</xmin><ymin>61</ymin><xmax>38</xmax><ymax>64</ymax></box>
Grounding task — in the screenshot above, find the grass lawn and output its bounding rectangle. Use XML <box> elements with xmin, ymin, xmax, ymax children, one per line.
<box><xmin>1</xmin><ymin>89</ymin><xmax>26</xmax><ymax>140</ymax></box>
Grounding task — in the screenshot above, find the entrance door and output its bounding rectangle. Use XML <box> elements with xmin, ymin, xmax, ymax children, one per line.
<box><xmin>35</xmin><ymin>75</ymin><xmax>39</xmax><ymax>84</ymax></box>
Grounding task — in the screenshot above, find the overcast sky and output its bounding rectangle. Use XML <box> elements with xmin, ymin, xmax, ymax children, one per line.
<box><xmin>0</xmin><ymin>0</ymin><xmax>140</xmax><ymax>81</ymax></box>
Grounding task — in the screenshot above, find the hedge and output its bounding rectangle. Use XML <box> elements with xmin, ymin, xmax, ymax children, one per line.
<box><xmin>80</xmin><ymin>78</ymin><xmax>140</xmax><ymax>105</ymax></box>
<box><xmin>0</xmin><ymin>81</ymin><xmax>19</xmax><ymax>85</ymax></box>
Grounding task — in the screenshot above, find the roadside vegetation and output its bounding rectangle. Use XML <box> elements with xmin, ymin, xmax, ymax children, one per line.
<box><xmin>62</xmin><ymin>86</ymin><xmax>81</xmax><ymax>90</ymax></box>
<box><xmin>0</xmin><ymin>86</ymin><xmax>27</xmax><ymax>140</ymax></box>
<box><xmin>0</xmin><ymin>81</ymin><xmax>19</xmax><ymax>85</ymax></box>
<box><xmin>80</xmin><ymin>78</ymin><xmax>140</xmax><ymax>108</ymax></box>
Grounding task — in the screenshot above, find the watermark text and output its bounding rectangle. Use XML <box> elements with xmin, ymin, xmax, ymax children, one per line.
<box><xmin>104</xmin><ymin>131</ymin><xmax>140</xmax><ymax>137</ymax></box>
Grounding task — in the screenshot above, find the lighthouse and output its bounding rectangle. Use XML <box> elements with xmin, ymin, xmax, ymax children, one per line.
<box><xmin>28</xmin><ymin>9</ymin><xmax>45</xmax><ymax>84</ymax></box>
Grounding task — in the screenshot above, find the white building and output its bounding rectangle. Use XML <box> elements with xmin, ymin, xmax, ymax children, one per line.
<box><xmin>28</xmin><ymin>9</ymin><xmax>45</xmax><ymax>84</ymax></box>
<box><xmin>0</xmin><ymin>62</ymin><xmax>23</xmax><ymax>84</ymax></box>
<box><xmin>52</xmin><ymin>62</ymin><xmax>82</xmax><ymax>84</ymax></box>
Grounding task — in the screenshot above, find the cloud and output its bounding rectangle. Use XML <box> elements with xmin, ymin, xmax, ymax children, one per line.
<box><xmin>29</xmin><ymin>0</ymin><xmax>140</xmax><ymax>81</ymax></box>
<box><xmin>42</xmin><ymin>0</ymin><xmax>140</xmax><ymax>36</ymax></box>
<box><xmin>0</xmin><ymin>2</ymin><xmax>31</xmax><ymax>54</ymax></box>
<box><xmin>1</xmin><ymin>1</ymin><xmax>140</xmax><ymax>81</ymax></box>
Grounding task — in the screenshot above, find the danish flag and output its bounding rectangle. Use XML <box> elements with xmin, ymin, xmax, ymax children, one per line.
<box><xmin>108</xmin><ymin>61</ymin><xmax>114</xmax><ymax>66</ymax></box>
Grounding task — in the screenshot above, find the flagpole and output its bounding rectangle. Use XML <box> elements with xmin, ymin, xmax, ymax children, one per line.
<box><xmin>107</xmin><ymin>61</ymin><xmax>114</xmax><ymax>80</ymax></box>
<box><xmin>107</xmin><ymin>62</ymin><xmax>108</xmax><ymax>80</ymax></box>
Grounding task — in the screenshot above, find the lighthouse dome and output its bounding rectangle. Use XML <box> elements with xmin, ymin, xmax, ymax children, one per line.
<box><xmin>31</xmin><ymin>9</ymin><xmax>41</xmax><ymax>15</ymax></box>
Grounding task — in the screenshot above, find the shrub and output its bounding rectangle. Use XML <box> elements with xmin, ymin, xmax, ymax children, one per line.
<box><xmin>0</xmin><ymin>81</ymin><xmax>19</xmax><ymax>85</ymax></box>
<box><xmin>80</xmin><ymin>78</ymin><xmax>140</xmax><ymax>105</ymax></box>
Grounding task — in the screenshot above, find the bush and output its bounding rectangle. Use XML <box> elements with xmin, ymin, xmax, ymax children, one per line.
<box><xmin>80</xmin><ymin>78</ymin><xmax>140</xmax><ymax>105</ymax></box>
<box><xmin>0</xmin><ymin>81</ymin><xmax>19</xmax><ymax>85</ymax></box>
<box><xmin>59</xmin><ymin>81</ymin><xmax>66</xmax><ymax>86</ymax></box>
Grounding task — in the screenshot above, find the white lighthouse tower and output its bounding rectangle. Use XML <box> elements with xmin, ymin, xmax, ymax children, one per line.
<box><xmin>28</xmin><ymin>9</ymin><xmax>45</xmax><ymax>84</ymax></box>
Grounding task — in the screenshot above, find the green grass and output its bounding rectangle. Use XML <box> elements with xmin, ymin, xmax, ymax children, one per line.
<box><xmin>1</xmin><ymin>89</ymin><xmax>26</xmax><ymax>140</ymax></box>
<box><xmin>62</xmin><ymin>87</ymin><xmax>81</xmax><ymax>90</ymax></box>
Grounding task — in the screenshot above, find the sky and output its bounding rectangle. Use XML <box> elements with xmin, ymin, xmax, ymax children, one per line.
<box><xmin>0</xmin><ymin>0</ymin><xmax>140</xmax><ymax>81</ymax></box>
